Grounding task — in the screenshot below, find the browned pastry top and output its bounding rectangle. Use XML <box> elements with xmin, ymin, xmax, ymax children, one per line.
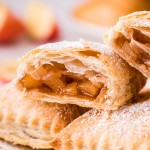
<box><xmin>50</xmin><ymin>90</ymin><xmax>150</xmax><ymax>150</ymax></box>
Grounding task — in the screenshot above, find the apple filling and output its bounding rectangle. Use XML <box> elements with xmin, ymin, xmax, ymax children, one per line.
<box><xmin>133</xmin><ymin>29</ymin><xmax>150</xmax><ymax>45</ymax></box>
<box><xmin>20</xmin><ymin>62</ymin><xmax>104</xmax><ymax>100</ymax></box>
<box><xmin>116</xmin><ymin>29</ymin><xmax>150</xmax><ymax>67</ymax></box>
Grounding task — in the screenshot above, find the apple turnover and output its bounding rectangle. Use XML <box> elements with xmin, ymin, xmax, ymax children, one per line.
<box><xmin>50</xmin><ymin>90</ymin><xmax>150</xmax><ymax>150</ymax></box>
<box><xmin>17</xmin><ymin>40</ymin><xmax>146</xmax><ymax>110</ymax></box>
<box><xmin>107</xmin><ymin>11</ymin><xmax>150</xmax><ymax>78</ymax></box>
<box><xmin>0</xmin><ymin>80</ymin><xmax>86</xmax><ymax>149</ymax></box>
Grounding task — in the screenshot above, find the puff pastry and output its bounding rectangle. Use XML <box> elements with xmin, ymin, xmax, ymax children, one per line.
<box><xmin>0</xmin><ymin>80</ymin><xmax>85</xmax><ymax>149</ymax></box>
<box><xmin>107</xmin><ymin>11</ymin><xmax>150</xmax><ymax>78</ymax></box>
<box><xmin>16</xmin><ymin>40</ymin><xmax>146</xmax><ymax>110</ymax></box>
<box><xmin>50</xmin><ymin>90</ymin><xmax>150</xmax><ymax>150</ymax></box>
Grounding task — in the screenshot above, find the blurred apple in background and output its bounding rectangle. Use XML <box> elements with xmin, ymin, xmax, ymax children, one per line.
<box><xmin>25</xmin><ymin>1</ymin><xmax>59</xmax><ymax>42</ymax></box>
<box><xmin>0</xmin><ymin>4</ymin><xmax>24</xmax><ymax>43</ymax></box>
<box><xmin>0</xmin><ymin>60</ymin><xmax>17</xmax><ymax>86</ymax></box>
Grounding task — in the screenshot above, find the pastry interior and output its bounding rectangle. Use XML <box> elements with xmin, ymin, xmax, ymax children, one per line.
<box><xmin>20</xmin><ymin>56</ymin><xmax>106</xmax><ymax>102</ymax></box>
<box><xmin>115</xmin><ymin>27</ymin><xmax>150</xmax><ymax>69</ymax></box>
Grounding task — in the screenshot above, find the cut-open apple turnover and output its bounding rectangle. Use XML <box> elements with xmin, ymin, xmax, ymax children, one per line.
<box><xmin>50</xmin><ymin>90</ymin><xmax>150</xmax><ymax>150</ymax></box>
<box><xmin>107</xmin><ymin>11</ymin><xmax>150</xmax><ymax>78</ymax></box>
<box><xmin>0</xmin><ymin>80</ymin><xmax>86</xmax><ymax>149</ymax></box>
<box><xmin>17</xmin><ymin>40</ymin><xmax>146</xmax><ymax>110</ymax></box>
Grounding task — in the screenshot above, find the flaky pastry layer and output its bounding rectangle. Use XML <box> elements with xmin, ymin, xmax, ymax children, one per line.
<box><xmin>17</xmin><ymin>40</ymin><xmax>146</xmax><ymax>110</ymax></box>
<box><xmin>107</xmin><ymin>11</ymin><xmax>150</xmax><ymax>78</ymax></box>
<box><xmin>0</xmin><ymin>81</ymin><xmax>85</xmax><ymax>149</ymax></box>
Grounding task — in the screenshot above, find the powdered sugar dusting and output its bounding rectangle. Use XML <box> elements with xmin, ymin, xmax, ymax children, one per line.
<box><xmin>50</xmin><ymin>96</ymin><xmax>150</xmax><ymax>149</ymax></box>
<box><xmin>84</xmin><ymin>99</ymin><xmax>150</xmax><ymax>138</ymax></box>
<box><xmin>37</xmin><ymin>41</ymin><xmax>84</xmax><ymax>51</ymax></box>
<box><xmin>37</xmin><ymin>40</ymin><xmax>113</xmax><ymax>55</ymax></box>
<box><xmin>116</xmin><ymin>11</ymin><xmax>150</xmax><ymax>29</ymax></box>
<box><xmin>61</xmin><ymin>99</ymin><xmax>150</xmax><ymax>141</ymax></box>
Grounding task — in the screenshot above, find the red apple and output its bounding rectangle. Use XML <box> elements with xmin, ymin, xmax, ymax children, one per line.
<box><xmin>25</xmin><ymin>1</ymin><xmax>59</xmax><ymax>42</ymax></box>
<box><xmin>0</xmin><ymin>4</ymin><xmax>24</xmax><ymax>43</ymax></box>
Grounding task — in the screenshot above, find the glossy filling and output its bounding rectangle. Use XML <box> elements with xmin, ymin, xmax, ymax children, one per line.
<box><xmin>21</xmin><ymin>62</ymin><xmax>104</xmax><ymax>100</ymax></box>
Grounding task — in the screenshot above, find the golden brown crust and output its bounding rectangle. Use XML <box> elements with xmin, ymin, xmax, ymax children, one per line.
<box><xmin>0</xmin><ymin>81</ymin><xmax>85</xmax><ymax>149</ymax></box>
<box><xmin>16</xmin><ymin>40</ymin><xmax>146</xmax><ymax>110</ymax></box>
<box><xmin>50</xmin><ymin>90</ymin><xmax>150</xmax><ymax>150</ymax></box>
<box><xmin>107</xmin><ymin>11</ymin><xmax>150</xmax><ymax>78</ymax></box>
